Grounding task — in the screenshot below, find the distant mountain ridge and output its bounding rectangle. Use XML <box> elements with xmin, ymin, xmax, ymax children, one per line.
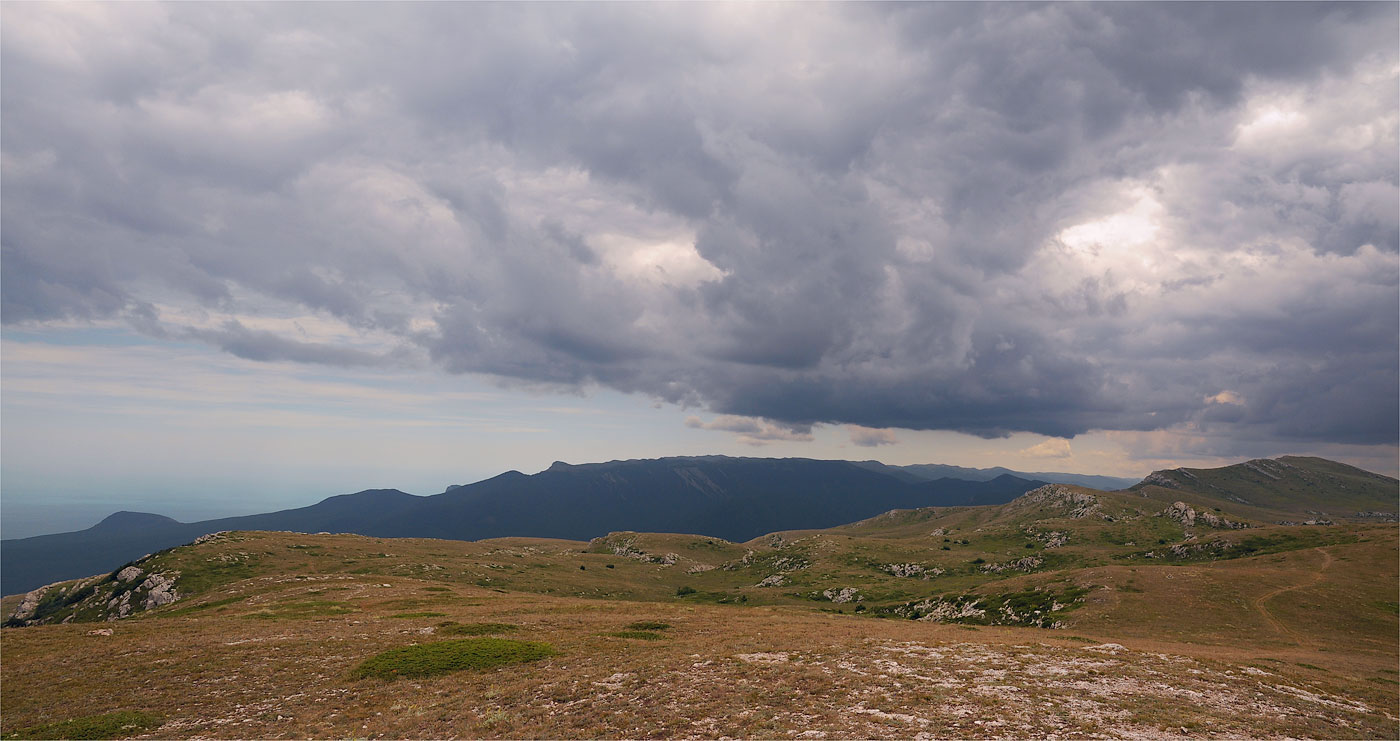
<box><xmin>1</xmin><ymin>456</ymin><xmax>1049</xmax><ymax>595</ymax></box>
<box><xmin>851</xmin><ymin>460</ymin><xmax>1140</xmax><ymax>490</ymax></box>
<box><xmin>9</xmin><ymin>454</ymin><xmax>1388</xmax><ymax>598</ymax></box>
<box><xmin>1130</xmin><ymin>456</ymin><xmax>1397</xmax><ymax>521</ymax></box>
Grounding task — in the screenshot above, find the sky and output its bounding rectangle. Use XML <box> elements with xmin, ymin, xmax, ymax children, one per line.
<box><xmin>2</xmin><ymin>3</ymin><xmax>1397</xmax><ymax>538</ymax></box>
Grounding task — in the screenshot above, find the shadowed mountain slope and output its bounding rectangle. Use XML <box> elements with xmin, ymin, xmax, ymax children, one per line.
<box><xmin>1</xmin><ymin>457</ymin><xmax>1046</xmax><ymax>595</ymax></box>
<box><xmin>853</xmin><ymin>460</ymin><xmax>1141</xmax><ymax>490</ymax></box>
<box><xmin>1130</xmin><ymin>456</ymin><xmax>1396</xmax><ymax>521</ymax></box>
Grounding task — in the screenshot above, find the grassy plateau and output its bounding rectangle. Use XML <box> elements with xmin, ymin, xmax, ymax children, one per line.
<box><xmin>2</xmin><ymin>458</ymin><xmax>1396</xmax><ymax>739</ymax></box>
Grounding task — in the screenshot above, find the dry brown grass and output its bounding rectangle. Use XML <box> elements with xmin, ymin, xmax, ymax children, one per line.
<box><xmin>3</xmin><ymin>528</ymin><xmax>1396</xmax><ymax>739</ymax></box>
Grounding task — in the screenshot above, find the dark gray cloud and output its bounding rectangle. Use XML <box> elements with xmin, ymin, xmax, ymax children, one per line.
<box><xmin>188</xmin><ymin>321</ymin><xmax>388</xmax><ymax>368</ymax></box>
<box><xmin>3</xmin><ymin>2</ymin><xmax>1395</xmax><ymax>450</ymax></box>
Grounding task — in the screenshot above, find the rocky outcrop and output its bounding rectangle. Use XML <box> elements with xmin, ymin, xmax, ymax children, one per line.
<box><xmin>140</xmin><ymin>573</ymin><xmax>179</xmax><ymax>610</ymax></box>
<box><xmin>4</xmin><ymin>561</ymin><xmax>182</xmax><ymax>627</ymax></box>
<box><xmin>1141</xmin><ymin>471</ymin><xmax>1184</xmax><ymax>489</ymax></box>
<box><xmin>1159</xmin><ymin>502</ymin><xmax>1246</xmax><ymax>529</ymax></box>
<box><xmin>587</xmin><ymin>534</ymin><xmax>681</xmax><ymax>566</ymax></box>
<box><xmin>819</xmin><ymin>587</ymin><xmax>862</xmax><ymax>604</ymax></box>
<box><xmin>982</xmin><ymin>556</ymin><xmax>1043</xmax><ymax>573</ymax></box>
<box><xmin>911</xmin><ymin>599</ymin><xmax>986</xmax><ymax>622</ymax></box>
<box><xmin>1015</xmin><ymin>485</ymin><xmax>1106</xmax><ymax>519</ymax></box>
<box><xmin>881</xmin><ymin>563</ymin><xmax>942</xmax><ymax>579</ymax></box>
<box><xmin>1023</xmin><ymin>528</ymin><xmax>1069</xmax><ymax>548</ymax></box>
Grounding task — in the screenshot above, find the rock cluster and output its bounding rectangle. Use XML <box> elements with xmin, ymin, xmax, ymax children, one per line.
<box><xmin>982</xmin><ymin>556</ymin><xmax>1043</xmax><ymax>573</ymax></box>
<box><xmin>1159</xmin><ymin>501</ymin><xmax>1245</xmax><ymax>529</ymax></box>
<box><xmin>880</xmin><ymin>563</ymin><xmax>943</xmax><ymax>579</ymax></box>
<box><xmin>1017</xmin><ymin>485</ymin><xmax>1106</xmax><ymax>519</ymax></box>
<box><xmin>820</xmin><ymin>587</ymin><xmax>862</xmax><ymax>603</ymax></box>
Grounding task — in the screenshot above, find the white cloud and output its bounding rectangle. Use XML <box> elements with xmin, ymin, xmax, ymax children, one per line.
<box><xmin>1020</xmin><ymin>438</ymin><xmax>1072</xmax><ymax>459</ymax></box>
<box><xmin>847</xmin><ymin>425</ymin><xmax>898</xmax><ymax>447</ymax></box>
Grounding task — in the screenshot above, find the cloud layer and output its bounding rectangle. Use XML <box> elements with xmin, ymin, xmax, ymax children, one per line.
<box><xmin>3</xmin><ymin>3</ymin><xmax>1396</xmax><ymax>453</ymax></box>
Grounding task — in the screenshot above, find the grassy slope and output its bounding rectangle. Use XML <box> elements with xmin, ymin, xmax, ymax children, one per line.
<box><xmin>1131</xmin><ymin>456</ymin><xmax>1398</xmax><ymax>520</ymax></box>
<box><xmin>2</xmin><ymin>508</ymin><xmax>1397</xmax><ymax>738</ymax></box>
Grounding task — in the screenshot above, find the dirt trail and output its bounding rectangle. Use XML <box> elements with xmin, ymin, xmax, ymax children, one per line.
<box><xmin>1251</xmin><ymin>546</ymin><xmax>1333</xmax><ymax>642</ymax></box>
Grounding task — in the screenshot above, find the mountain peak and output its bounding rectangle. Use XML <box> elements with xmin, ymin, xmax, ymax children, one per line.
<box><xmin>90</xmin><ymin>511</ymin><xmax>180</xmax><ymax>531</ymax></box>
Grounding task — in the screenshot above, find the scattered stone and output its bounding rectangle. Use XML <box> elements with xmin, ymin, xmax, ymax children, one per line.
<box><xmin>756</xmin><ymin>574</ymin><xmax>787</xmax><ymax>588</ymax></box>
<box><xmin>736</xmin><ymin>652</ymin><xmax>790</xmax><ymax>664</ymax></box>
<box><xmin>881</xmin><ymin>563</ymin><xmax>932</xmax><ymax>579</ymax></box>
<box><xmin>191</xmin><ymin>531</ymin><xmax>230</xmax><ymax>546</ymax></box>
<box><xmin>87</xmin><ymin>628</ymin><xmax>114</xmax><ymax>636</ymax></box>
<box><xmin>821</xmin><ymin>587</ymin><xmax>862</xmax><ymax>604</ymax></box>
<box><xmin>982</xmin><ymin>556</ymin><xmax>1042</xmax><ymax>573</ymax></box>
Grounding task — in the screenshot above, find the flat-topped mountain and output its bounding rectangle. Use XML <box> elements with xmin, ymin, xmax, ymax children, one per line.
<box><xmin>853</xmin><ymin>460</ymin><xmax>1140</xmax><ymax>490</ymax></box>
<box><xmin>1</xmin><ymin>456</ymin><xmax>1048</xmax><ymax>595</ymax></box>
<box><xmin>6</xmin><ymin>454</ymin><xmax>1390</xmax><ymax>598</ymax></box>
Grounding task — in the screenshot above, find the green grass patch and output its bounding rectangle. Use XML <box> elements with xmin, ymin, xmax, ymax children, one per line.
<box><xmin>421</xmin><ymin>586</ymin><xmax>453</xmax><ymax>592</ymax></box>
<box><xmin>437</xmin><ymin>621</ymin><xmax>518</xmax><ymax>636</ymax></box>
<box><xmin>1295</xmin><ymin>662</ymin><xmax>1328</xmax><ymax>671</ymax></box>
<box><xmin>1369</xmin><ymin>600</ymin><xmax>1399</xmax><ymax>615</ymax></box>
<box><xmin>161</xmin><ymin>595</ymin><xmax>246</xmax><ymax>617</ymax></box>
<box><xmin>350</xmin><ymin>638</ymin><xmax>554</xmax><ymax>680</ymax></box>
<box><xmin>624</xmin><ymin>621</ymin><xmax>671</xmax><ymax>631</ymax></box>
<box><xmin>389</xmin><ymin>611</ymin><xmax>447</xmax><ymax>619</ymax></box>
<box><xmin>602</xmin><ymin>630</ymin><xmax>666</xmax><ymax>640</ymax></box>
<box><xmin>1</xmin><ymin>710</ymin><xmax>162</xmax><ymax>740</ymax></box>
<box><xmin>173</xmin><ymin>559</ymin><xmax>259</xmax><ymax>596</ymax></box>
<box><xmin>244</xmin><ymin>600</ymin><xmax>357</xmax><ymax>620</ymax></box>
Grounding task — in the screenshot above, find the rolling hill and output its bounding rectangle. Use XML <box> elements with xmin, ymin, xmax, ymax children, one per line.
<box><xmin>1</xmin><ymin>456</ymin><xmax>1050</xmax><ymax>595</ymax></box>
<box><xmin>2</xmin><ymin>456</ymin><xmax>1395</xmax><ymax>739</ymax></box>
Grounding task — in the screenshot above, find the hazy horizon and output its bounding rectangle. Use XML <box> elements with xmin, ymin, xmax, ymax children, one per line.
<box><xmin>3</xmin><ymin>4</ymin><xmax>1397</xmax><ymax>538</ymax></box>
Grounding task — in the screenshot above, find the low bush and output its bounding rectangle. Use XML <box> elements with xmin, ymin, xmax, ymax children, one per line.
<box><xmin>602</xmin><ymin>630</ymin><xmax>666</xmax><ymax>640</ymax></box>
<box><xmin>437</xmin><ymin>621</ymin><xmax>518</xmax><ymax>636</ymax></box>
<box><xmin>2</xmin><ymin>710</ymin><xmax>162</xmax><ymax>740</ymax></box>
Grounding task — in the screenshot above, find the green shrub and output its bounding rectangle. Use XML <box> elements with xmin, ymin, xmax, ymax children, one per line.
<box><xmin>437</xmin><ymin>621</ymin><xmax>518</xmax><ymax>636</ymax></box>
<box><xmin>675</xmin><ymin>586</ymin><xmax>697</xmax><ymax>596</ymax></box>
<box><xmin>602</xmin><ymin>630</ymin><xmax>666</xmax><ymax>640</ymax></box>
<box><xmin>2</xmin><ymin>710</ymin><xmax>162</xmax><ymax>740</ymax></box>
<box><xmin>350</xmin><ymin>638</ymin><xmax>553</xmax><ymax>680</ymax></box>
<box><xmin>625</xmin><ymin>621</ymin><xmax>671</xmax><ymax>631</ymax></box>
<box><xmin>244</xmin><ymin>601</ymin><xmax>356</xmax><ymax>620</ymax></box>
<box><xmin>162</xmin><ymin>596</ymin><xmax>246</xmax><ymax>617</ymax></box>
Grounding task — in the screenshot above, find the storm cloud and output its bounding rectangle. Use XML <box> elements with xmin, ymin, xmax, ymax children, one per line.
<box><xmin>3</xmin><ymin>2</ymin><xmax>1396</xmax><ymax>452</ymax></box>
